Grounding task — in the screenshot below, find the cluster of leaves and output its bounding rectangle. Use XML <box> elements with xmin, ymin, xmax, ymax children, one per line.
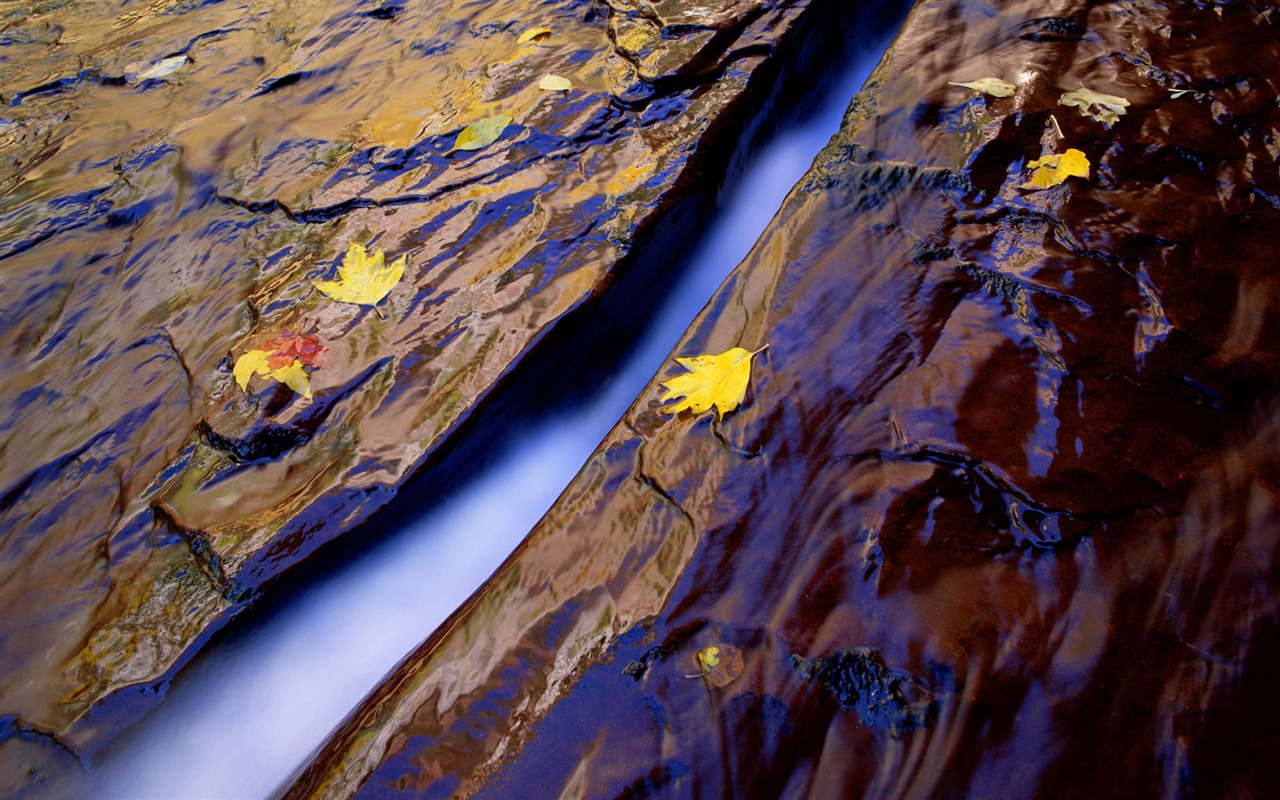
<box><xmin>234</xmin><ymin>331</ymin><xmax>328</xmax><ymax>399</ymax></box>
<box><xmin>950</xmin><ymin>76</ymin><xmax>1130</xmax><ymax>191</ymax></box>
<box><xmin>447</xmin><ymin>26</ymin><xmax>573</xmax><ymax>154</ymax></box>
<box><xmin>229</xmin><ymin>24</ymin><xmax>581</xmax><ymax>401</ymax></box>
<box><xmin>233</xmin><ymin>242</ymin><xmax>407</xmax><ymax>399</ymax></box>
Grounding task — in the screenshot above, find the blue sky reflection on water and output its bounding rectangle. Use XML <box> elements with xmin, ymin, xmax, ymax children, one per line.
<box><xmin>88</xmin><ymin>38</ymin><xmax>892</xmax><ymax>800</ymax></box>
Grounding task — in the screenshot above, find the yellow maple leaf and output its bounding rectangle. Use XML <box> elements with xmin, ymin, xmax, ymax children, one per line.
<box><xmin>1020</xmin><ymin>148</ymin><xmax>1090</xmax><ymax>190</ymax></box>
<box><xmin>312</xmin><ymin>242</ymin><xmax>406</xmax><ymax>306</ymax></box>
<box><xmin>234</xmin><ymin>351</ymin><xmax>312</xmax><ymax>398</ymax></box>
<box><xmin>659</xmin><ymin>345</ymin><xmax>766</xmax><ymax>420</ymax></box>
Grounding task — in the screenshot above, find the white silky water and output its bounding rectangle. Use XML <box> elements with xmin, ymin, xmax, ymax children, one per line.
<box><xmin>88</xmin><ymin>31</ymin><xmax>896</xmax><ymax>800</ymax></box>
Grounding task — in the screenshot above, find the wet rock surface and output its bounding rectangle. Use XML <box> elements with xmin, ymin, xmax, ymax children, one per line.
<box><xmin>0</xmin><ymin>0</ymin><xmax>862</xmax><ymax>782</ymax></box>
<box><xmin>279</xmin><ymin>0</ymin><xmax>1280</xmax><ymax>797</ymax></box>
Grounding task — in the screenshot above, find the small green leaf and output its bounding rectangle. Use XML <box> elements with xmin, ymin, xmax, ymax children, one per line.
<box><xmin>947</xmin><ymin>77</ymin><xmax>1016</xmax><ymax>97</ymax></box>
<box><xmin>448</xmin><ymin>115</ymin><xmax>514</xmax><ymax>153</ymax></box>
<box><xmin>539</xmin><ymin>74</ymin><xmax>572</xmax><ymax>91</ymax></box>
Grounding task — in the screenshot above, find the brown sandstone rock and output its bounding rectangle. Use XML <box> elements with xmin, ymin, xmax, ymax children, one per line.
<box><xmin>277</xmin><ymin>0</ymin><xmax>1280</xmax><ymax>797</ymax></box>
<box><xmin>0</xmin><ymin>0</ymin><xmax>861</xmax><ymax>777</ymax></box>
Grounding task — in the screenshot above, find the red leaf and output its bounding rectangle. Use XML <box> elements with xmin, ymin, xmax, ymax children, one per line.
<box><xmin>261</xmin><ymin>330</ymin><xmax>328</xmax><ymax>370</ymax></box>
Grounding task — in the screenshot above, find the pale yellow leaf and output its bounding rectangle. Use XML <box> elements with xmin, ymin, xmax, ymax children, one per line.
<box><xmin>947</xmin><ymin>77</ymin><xmax>1016</xmax><ymax>97</ymax></box>
<box><xmin>1058</xmin><ymin>87</ymin><xmax>1130</xmax><ymax>127</ymax></box>
<box><xmin>124</xmin><ymin>55</ymin><xmax>188</xmax><ymax>84</ymax></box>
<box><xmin>1020</xmin><ymin>148</ymin><xmax>1090</xmax><ymax>190</ymax></box>
<box><xmin>234</xmin><ymin>352</ymin><xmax>312</xmax><ymax>398</ymax></box>
<box><xmin>659</xmin><ymin>346</ymin><xmax>765</xmax><ymax>420</ymax></box>
<box><xmin>449</xmin><ymin>115</ymin><xmax>514</xmax><ymax>153</ymax></box>
<box><xmin>539</xmin><ymin>74</ymin><xmax>571</xmax><ymax>91</ymax></box>
<box><xmin>269</xmin><ymin>360</ymin><xmax>311</xmax><ymax>399</ymax></box>
<box><xmin>517</xmin><ymin>27</ymin><xmax>552</xmax><ymax>44</ymax></box>
<box><xmin>312</xmin><ymin>241</ymin><xmax>407</xmax><ymax>305</ymax></box>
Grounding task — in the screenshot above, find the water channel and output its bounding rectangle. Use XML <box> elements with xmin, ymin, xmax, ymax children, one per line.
<box><xmin>82</xmin><ymin>18</ymin><xmax>903</xmax><ymax>800</ymax></box>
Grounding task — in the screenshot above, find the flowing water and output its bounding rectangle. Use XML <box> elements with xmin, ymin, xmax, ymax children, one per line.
<box><xmin>81</xmin><ymin>20</ymin><xmax>900</xmax><ymax>800</ymax></box>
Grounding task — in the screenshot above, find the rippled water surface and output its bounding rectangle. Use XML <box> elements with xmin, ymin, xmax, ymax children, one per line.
<box><xmin>2</xmin><ymin>0</ymin><xmax>905</xmax><ymax>796</ymax></box>
<box><xmin>6</xmin><ymin>0</ymin><xmax>1280</xmax><ymax>798</ymax></box>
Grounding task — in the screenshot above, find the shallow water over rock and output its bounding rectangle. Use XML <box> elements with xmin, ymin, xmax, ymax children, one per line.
<box><xmin>278</xmin><ymin>0</ymin><xmax>1280</xmax><ymax>797</ymax></box>
<box><xmin>1</xmin><ymin>0</ymin><xmax>885</xmax><ymax>774</ymax></box>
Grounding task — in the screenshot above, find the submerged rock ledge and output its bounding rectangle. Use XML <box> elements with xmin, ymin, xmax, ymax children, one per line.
<box><xmin>279</xmin><ymin>0</ymin><xmax>1280</xmax><ymax>797</ymax></box>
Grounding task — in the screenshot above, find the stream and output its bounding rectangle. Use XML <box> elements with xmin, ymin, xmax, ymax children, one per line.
<box><xmin>84</xmin><ymin>22</ymin><xmax>900</xmax><ymax>800</ymax></box>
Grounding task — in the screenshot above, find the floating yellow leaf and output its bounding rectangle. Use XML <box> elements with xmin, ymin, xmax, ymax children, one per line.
<box><xmin>659</xmin><ymin>345</ymin><xmax>766</xmax><ymax>420</ymax></box>
<box><xmin>312</xmin><ymin>242</ymin><xmax>406</xmax><ymax>306</ymax></box>
<box><xmin>539</xmin><ymin>74</ymin><xmax>572</xmax><ymax>91</ymax></box>
<box><xmin>695</xmin><ymin>643</ymin><xmax>744</xmax><ymax>687</ymax></box>
<box><xmin>234</xmin><ymin>352</ymin><xmax>313</xmax><ymax>398</ymax></box>
<box><xmin>269</xmin><ymin>360</ymin><xmax>312</xmax><ymax>398</ymax></box>
<box><xmin>1058</xmin><ymin>87</ymin><xmax>1130</xmax><ymax>127</ymax></box>
<box><xmin>947</xmin><ymin>77</ymin><xmax>1016</xmax><ymax>97</ymax></box>
<box><xmin>1020</xmin><ymin>148</ymin><xmax>1090</xmax><ymax>190</ymax></box>
<box><xmin>448</xmin><ymin>115</ymin><xmax>514</xmax><ymax>153</ymax></box>
<box><xmin>234</xmin><ymin>350</ymin><xmax>270</xmax><ymax>390</ymax></box>
<box><xmin>517</xmin><ymin>27</ymin><xmax>552</xmax><ymax>44</ymax></box>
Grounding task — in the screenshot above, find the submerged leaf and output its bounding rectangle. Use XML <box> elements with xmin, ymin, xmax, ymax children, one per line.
<box><xmin>449</xmin><ymin>115</ymin><xmax>514</xmax><ymax>153</ymax></box>
<box><xmin>1020</xmin><ymin>148</ymin><xmax>1090</xmax><ymax>190</ymax></box>
<box><xmin>259</xmin><ymin>330</ymin><xmax>327</xmax><ymax>369</ymax></box>
<box><xmin>270</xmin><ymin>360</ymin><xmax>312</xmax><ymax>398</ymax></box>
<box><xmin>539</xmin><ymin>74</ymin><xmax>572</xmax><ymax>91</ymax></box>
<box><xmin>123</xmin><ymin>55</ymin><xmax>188</xmax><ymax>84</ymax></box>
<box><xmin>947</xmin><ymin>77</ymin><xmax>1016</xmax><ymax>97</ymax></box>
<box><xmin>517</xmin><ymin>27</ymin><xmax>552</xmax><ymax>44</ymax></box>
<box><xmin>695</xmin><ymin>644</ymin><xmax>744</xmax><ymax>688</ymax></box>
<box><xmin>659</xmin><ymin>345</ymin><xmax>766</xmax><ymax>420</ymax></box>
<box><xmin>233</xmin><ymin>330</ymin><xmax>327</xmax><ymax>398</ymax></box>
<box><xmin>234</xmin><ymin>353</ymin><xmax>313</xmax><ymax>398</ymax></box>
<box><xmin>312</xmin><ymin>242</ymin><xmax>407</xmax><ymax>305</ymax></box>
<box><xmin>1058</xmin><ymin>87</ymin><xmax>1130</xmax><ymax>127</ymax></box>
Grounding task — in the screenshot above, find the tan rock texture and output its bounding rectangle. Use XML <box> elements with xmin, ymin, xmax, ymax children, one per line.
<box><xmin>278</xmin><ymin>0</ymin><xmax>1280</xmax><ymax>797</ymax></box>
